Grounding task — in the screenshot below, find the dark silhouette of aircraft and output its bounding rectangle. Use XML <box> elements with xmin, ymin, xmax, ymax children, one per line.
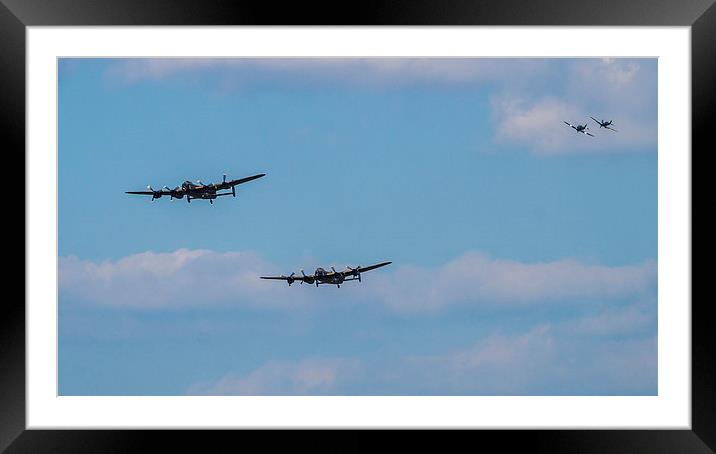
<box><xmin>590</xmin><ymin>116</ymin><xmax>618</xmax><ymax>132</ymax></box>
<box><xmin>564</xmin><ymin>121</ymin><xmax>594</xmax><ymax>137</ymax></box>
<box><xmin>261</xmin><ymin>261</ymin><xmax>392</xmax><ymax>288</ymax></box>
<box><xmin>126</xmin><ymin>173</ymin><xmax>265</xmax><ymax>204</ymax></box>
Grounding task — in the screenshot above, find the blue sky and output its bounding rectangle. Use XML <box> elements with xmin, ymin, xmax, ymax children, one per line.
<box><xmin>58</xmin><ymin>58</ymin><xmax>657</xmax><ymax>395</ymax></box>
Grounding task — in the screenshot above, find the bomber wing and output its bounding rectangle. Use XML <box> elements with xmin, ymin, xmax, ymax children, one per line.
<box><xmin>218</xmin><ymin>173</ymin><xmax>266</xmax><ymax>189</ymax></box>
<box><xmin>125</xmin><ymin>189</ymin><xmax>173</xmax><ymax>196</ymax></box>
<box><xmin>340</xmin><ymin>261</ymin><xmax>392</xmax><ymax>277</ymax></box>
<box><xmin>260</xmin><ymin>272</ymin><xmax>314</xmax><ymax>284</ymax></box>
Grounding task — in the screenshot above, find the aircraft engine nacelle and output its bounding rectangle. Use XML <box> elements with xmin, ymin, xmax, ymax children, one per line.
<box><xmin>172</xmin><ymin>193</ymin><xmax>184</xmax><ymax>200</ymax></box>
<box><xmin>147</xmin><ymin>186</ymin><xmax>163</xmax><ymax>200</ymax></box>
<box><xmin>300</xmin><ymin>270</ymin><xmax>314</xmax><ymax>285</ymax></box>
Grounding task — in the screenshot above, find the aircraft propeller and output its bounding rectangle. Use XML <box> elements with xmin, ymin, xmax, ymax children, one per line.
<box><xmin>147</xmin><ymin>185</ymin><xmax>163</xmax><ymax>201</ymax></box>
<box><xmin>287</xmin><ymin>272</ymin><xmax>296</xmax><ymax>286</ymax></box>
<box><xmin>300</xmin><ymin>269</ymin><xmax>315</xmax><ymax>285</ymax></box>
<box><xmin>347</xmin><ymin>265</ymin><xmax>362</xmax><ymax>282</ymax></box>
<box><xmin>222</xmin><ymin>173</ymin><xmax>237</xmax><ymax>196</ymax></box>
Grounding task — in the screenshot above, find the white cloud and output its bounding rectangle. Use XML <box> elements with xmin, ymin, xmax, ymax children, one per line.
<box><xmin>368</xmin><ymin>252</ymin><xmax>657</xmax><ymax>312</ymax></box>
<box><xmin>106</xmin><ymin>58</ymin><xmax>547</xmax><ymax>87</ymax></box>
<box><xmin>492</xmin><ymin>96</ymin><xmax>583</xmax><ymax>154</ymax></box>
<box><xmin>188</xmin><ymin>357</ymin><xmax>363</xmax><ymax>395</ymax></box>
<box><xmin>188</xmin><ymin>321</ymin><xmax>656</xmax><ymax>395</ymax></box>
<box><xmin>402</xmin><ymin>325</ymin><xmax>558</xmax><ymax>394</ymax></box>
<box><xmin>59</xmin><ymin>248</ymin><xmax>311</xmax><ymax>310</ymax></box>
<box><xmin>568</xmin><ymin>302</ymin><xmax>656</xmax><ymax>337</ymax></box>
<box><xmin>60</xmin><ymin>249</ymin><xmax>657</xmax><ymax>312</ymax></box>
<box><xmin>100</xmin><ymin>57</ymin><xmax>656</xmax><ymax>155</ymax></box>
<box><xmin>491</xmin><ymin>59</ymin><xmax>657</xmax><ymax>154</ymax></box>
<box><xmin>571</xmin><ymin>59</ymin><xmax>645</xmax><ymax>98</ymax></box>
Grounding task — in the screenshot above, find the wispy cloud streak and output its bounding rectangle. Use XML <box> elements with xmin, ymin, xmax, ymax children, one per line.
<box><xmin>189</xmin><ymin>322</ymin><xmax>656</xmax><ymax>395</ymax></box>
<box><xmin>106</xmin><ymin>58</ymin><xmax>548</xmax><ymax>87</ymax></box>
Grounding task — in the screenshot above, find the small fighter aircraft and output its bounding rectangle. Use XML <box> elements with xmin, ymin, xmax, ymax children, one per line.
<box><xmin>126</xmin><ymin>173</ymin><xmax>265</xmax><ymax>204</ymax></box>
<box><xmin>261</xmin><ymin>261</ymin><xmax>392</xmax><ymax>288</ymax></box>
<box><xmin>564</xmin><ymin>121</ymin><xmax>594</xmax><ymax>137</ymax></box>
<box><xmin>590</xmin><ymin>116</ymin><xmax>618</xmax><ymax>132</ymax></box>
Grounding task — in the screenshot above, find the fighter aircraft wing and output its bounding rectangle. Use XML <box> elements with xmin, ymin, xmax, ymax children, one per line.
<box><xmin>340</xmin><ymin>261</ymin><xmax>392</xmax><ymax>277</ymax></box>
<box><xmin>563</xmin><ymin>121</ymin><xmax>578</xmax><ymax>130</ymax></box>
<box><xmin>228</xmin><ymin>173</ymin><xmax>266</xmax><ymax>187</ymax></box>
<box><xmin>585</xmin><ymin>132</ymin><xmax>595</xmax><ymax>137</ymax></box>
<box><xmin>589</xmin><ymin>116</ymin><xmax>602</xmax><ymax>125</ymax></box>
<box><xmin>605</xmin><ymin>126</ymin><xmax>618</xmax><ymax>132</ymax></box>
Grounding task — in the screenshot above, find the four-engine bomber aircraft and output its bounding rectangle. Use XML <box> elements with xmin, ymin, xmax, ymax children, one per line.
<box><xmin>590</xmin><ymin>116</ymin><xmax>618</xmax><ymax>132</ymax></box>
<box><xmin>563</xmin><ymin>121</ymin><xmax>594</xmax><ymax>137</ymax></box>
<box><xmin>126</xmin><ymin>173</ymin><xmax>265</xmax><ymax>204</ymax></box>
<box><xmin>261</xmin><ymin>261</ymin><xmax>392</xmax><ymax>288</ymax></box>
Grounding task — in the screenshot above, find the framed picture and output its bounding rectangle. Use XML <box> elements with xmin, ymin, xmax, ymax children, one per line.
<box><xmin>8</xmin><ymin>0</ymin><xmax>705</xmax><ymax>450</ymax></box>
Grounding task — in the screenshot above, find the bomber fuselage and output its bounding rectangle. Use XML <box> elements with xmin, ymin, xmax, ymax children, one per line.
<box><xmin>314</xmin><ymin>267</ymin><xmax>345</xmax><ymax>285</ymax></box>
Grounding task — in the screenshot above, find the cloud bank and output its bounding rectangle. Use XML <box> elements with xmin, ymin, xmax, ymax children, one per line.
<box><xmin>101</xmin><ymin>57</ymin><xmax>657</xmax><ymax>156</ymax></box>
<box><xmin>189</xmin><ymin>323</ymin><xmax>656</xmax><ymax>395</ymax></box>
<box><xmin>60</xmin><ymin>249</ymin><xmax>656</xmax><ymax>312</ymax></box>
<box><xmin>59</xmin><ymin>248</ymin><xmax>657</xmax><ymax>395</ymax></box>
<box><xmin>369</xmin><ymin>252</ymin><xmax>655</xmax><ymax>312</ymax></box>
<box><xmin>60</xmin><ymin>249</ymin><xmax>310</xmax><ymax>310</ymax></box>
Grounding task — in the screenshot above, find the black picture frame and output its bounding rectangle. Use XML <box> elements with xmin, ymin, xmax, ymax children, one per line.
<box><xmin>5</xmin><ymin>0</ymin><xmax>705</xmax><ymax>450</ymax></box>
